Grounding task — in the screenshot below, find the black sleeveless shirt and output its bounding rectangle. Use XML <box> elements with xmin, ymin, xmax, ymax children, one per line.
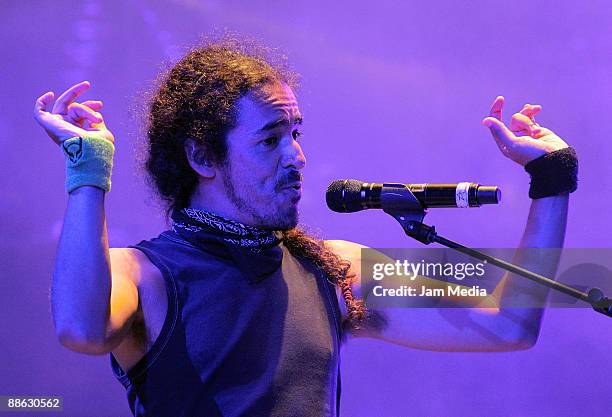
<box><xmin>110</xmin><ymin>229</ymin><xmax>343</xmax><ymax>416</ymax></box>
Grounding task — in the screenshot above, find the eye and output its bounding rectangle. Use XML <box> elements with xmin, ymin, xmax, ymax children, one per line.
<box><xmin>292</xmin><ymin>129</ymin><xmax>303</xmax><ymax>141</ymax></box>
<box><xmin>262</xmin><ymin>136</ymin><xmax>280</xmax><ymax>147</ymax></box>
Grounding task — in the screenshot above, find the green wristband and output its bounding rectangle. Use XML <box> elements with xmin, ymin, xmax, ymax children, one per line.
<box><xmin>62</xmin><ymin>135</ymin><xmax>115</xmax><ymax>193</ymax></box>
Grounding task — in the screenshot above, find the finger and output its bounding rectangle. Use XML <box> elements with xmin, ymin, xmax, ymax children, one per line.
<box><xmin>86</xmin><ymin>118</ymin><xmax>107</xmax><ymax>131</ymax></box>
<box><xmin>66</xmin><ymin>102</ymin><xmax>103</xmax><ymax>125</ymax></box>
<box><xmin>82</xmin><ymin>118</ymin><xmax>105</xmax><ymax>131</ymax></box>
<box><xmin>52</xmin><ymin>81</ymin><xmax>91</xmax><ymax>114</ymax></box>
<box><xmin>510</xmin><ymin>113</ymin><xmax>541</xmax><ymax>138</ymax></box>
<box><xmin>510</xmin><ymin>113</ymin><xmax>534</xmax><ymax>131</ymax></box>
<box><xmin>482</xmin><ymin>116</ymin><xmax>517</xmax><ymax>149</ymax></box>
<box><xmin>81</xmin><ymin>100</ymin><xmax>103</xmax><ymax>111</ymax></box>
<box><xmin>520</xmin><ymin>104</ymin><xmax>542</xmax><ymax>119</ymax></box>
<box><xmin>33</xmin><ymin>91</ymin><xmax>55</xmax><ymax>119</ymax></box>
<box><xmin>531</xmin><ymin>126</ymin><xmax>551</xmax><ymax>139</ymax></box>
<box><xmin>85</xmin><ymin>113</ymin><xmax>107</xmax><ymax>131</ymax></box>
<box><xmin>489</xmin><ymin>96</ymin><xmax>505</xmax><ymax>121</ymax></box>
<box><xmin>84</xmin><ymin>117</ymin><xmax>105</xmax><ymax>131</ymax></box>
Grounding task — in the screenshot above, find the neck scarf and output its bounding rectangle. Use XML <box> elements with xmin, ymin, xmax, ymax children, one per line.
<box><xmin>171</xmin><ymin>207</ymin><xmax>283</xmax><ymax>283</ymax></box>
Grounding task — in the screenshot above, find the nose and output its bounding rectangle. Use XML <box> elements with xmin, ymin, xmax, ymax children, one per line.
<box><xmin>281</xmin><ymin>138</ymin><xmax>306</xmax><ymax>170</ymax></box>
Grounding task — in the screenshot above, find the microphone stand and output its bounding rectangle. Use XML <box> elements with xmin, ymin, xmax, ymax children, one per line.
<box><xmin>381</xmin><ymin>186</ymin><xmax>612</xmax><ymax>318</ymax></box>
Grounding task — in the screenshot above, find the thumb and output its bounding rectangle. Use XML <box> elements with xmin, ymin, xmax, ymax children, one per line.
<box><xmin>482</xmin><ymin>116</ymin><xmax>515</xmax><ymax>148</ymax></box>
<box><xmin>33</xmin><ymin>91</ymin><xmax>55</xmax><ymax>121</ymax></box>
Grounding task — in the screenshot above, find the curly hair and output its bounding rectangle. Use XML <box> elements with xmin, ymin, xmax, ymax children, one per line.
<box><xmin>144</xmin><ymin>36</ymin><xmax>369</xmax><ymax>331</ymax></box>
<box><xmin>281</xmin><ymin>228</ymin><xmax>378</xmax><ymax>333</ymax></box>
<box><xmin>145</xmin><ymin>36</ymin><xmax>299</xmax><ymax>216</ymax></box>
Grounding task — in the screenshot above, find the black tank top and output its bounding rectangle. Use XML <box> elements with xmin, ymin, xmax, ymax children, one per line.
<box><xmin>110</xmin><ymin>230</ymin><xmax>343</xmax><ymax>416</ymax></box>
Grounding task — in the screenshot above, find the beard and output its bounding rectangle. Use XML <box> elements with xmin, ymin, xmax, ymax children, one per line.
<box><xmin>220</xmin><ymin>163</ymin><xmax>299</xmax><ymax>231</ymax></box>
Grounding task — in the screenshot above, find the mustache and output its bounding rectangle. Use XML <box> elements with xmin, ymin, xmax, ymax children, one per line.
<box><xmin>277</xmin><ymin>170</ymin><xmax>303</xmax><ymax>188</ymax></box>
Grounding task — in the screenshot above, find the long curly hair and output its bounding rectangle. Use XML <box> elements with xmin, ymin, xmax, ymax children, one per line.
<box><xmin>144</xmin><ymin>36</ymin><xmax>369</xmax><ymax>331</ymax></box>
<box><xmin>145</xmin><ymin>36</ymin><xmax>298</xmax><ymax>216</ymax></box>
<box><xmin>281</xmin><ymin>229</ymin><xmax>373</xmax><ymax>332</ymax></box>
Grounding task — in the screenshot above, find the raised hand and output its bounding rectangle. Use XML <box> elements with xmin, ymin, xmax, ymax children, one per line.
<box><xmin>33</xmin><ymin>81</ymin><xmax>114</xmax><ymax>145</ymax></box>
<box><xmin>482</xmin><ymin>96</ymin><xmax>568</xmax><ymax>166</ymax></box>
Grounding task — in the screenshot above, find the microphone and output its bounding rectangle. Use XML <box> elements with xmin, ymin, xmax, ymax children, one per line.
<box><xmin>326</xmin><ymin>180</ymin><xmax>501</xmax><ymax>213</ymax></box>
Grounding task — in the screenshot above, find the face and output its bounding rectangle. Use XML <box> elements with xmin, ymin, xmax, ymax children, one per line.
<box><xmin>220</xmin><ymin>81</ymin><xmax>306</xmax><ymax>230</ymax></box>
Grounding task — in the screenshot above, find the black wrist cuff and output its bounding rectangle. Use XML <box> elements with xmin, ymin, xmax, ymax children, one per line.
<box><xmin>524</xmin><ymin>147</ymin><xmax>578</xmax><ymax>199</ymax></box>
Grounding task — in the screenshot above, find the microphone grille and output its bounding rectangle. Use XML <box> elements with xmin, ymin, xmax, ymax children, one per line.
<box><xmin>326</xmin><ymin>179</ymin><xmax>363</xmax><ymax>212</ymax></box>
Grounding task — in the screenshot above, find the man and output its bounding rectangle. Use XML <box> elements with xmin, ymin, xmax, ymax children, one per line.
<box><xmin>33</xmin><ymin>39</ymin><xmax>575</xmax><ymax>416</ymax></box>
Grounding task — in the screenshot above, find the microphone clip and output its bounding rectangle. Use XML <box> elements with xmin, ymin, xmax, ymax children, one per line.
<box><xmin>381</xmin><ymin>184</ymin><xmax>435</xmax><ymax>244</ymax></box>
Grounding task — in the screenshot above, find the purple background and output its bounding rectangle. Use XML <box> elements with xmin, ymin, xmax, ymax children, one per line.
<box><xmin>1</xmin><ymin>1</ymin><xmax>611</xmax><ymax>416</ymax></box>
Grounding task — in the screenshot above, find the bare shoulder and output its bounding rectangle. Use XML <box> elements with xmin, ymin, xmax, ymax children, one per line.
<box><xmin>109</xmin><ymin>247</ymin><xmax>167</xmax><ymax>372</ymax></box>
<box><xmin>323</xmin><ymin>239</ymin><xmax>367</xmax><ymax>283</ymax></box>
<box><xmin>324</xmin><ymin>239</ymin><xmax>368</xmax><ymax>261</ymax></box>
<box><xmin>108</xmin><ymin>247</ymin><xmax>166</xmax><ymax>319</ymax></box>
<box><xmin>109</xmin><ymin>247</ymin><xmax>160</xmax><ymax>285</ymax></box>
<box><xmin>324</xmin><ymin>240</ymin><xmax>369</xmax><ymax>286</ymax></box>
<box><xmin>322</xmin><ymin>240</ymin><xmax>369</xmax><ymax>327</ymax></box>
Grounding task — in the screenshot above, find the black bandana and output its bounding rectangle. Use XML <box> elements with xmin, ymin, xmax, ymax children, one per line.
<box><xmin>170</xmin><ymin>207</ymin><xmax>283</xmax><ymax>283</ymax></box>
<box><xmin>172</xmin><ymin>207</ymin><xmax>281</xmax><ymax>249</ymax></box>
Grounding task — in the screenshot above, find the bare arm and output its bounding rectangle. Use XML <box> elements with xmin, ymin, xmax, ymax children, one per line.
<box><xmin>328</xmin><ymin>97</ymin><xmax>573</xmax><ymax>352</ymax></box>
<box><xmin>328</xmin><ymin>194</ymin><xmax>568</xmax><ymax>352</ymax></box>
<box><xmin>52</xmin><ymin>188</ymin><xmax>139</xmax><ymax>354</ymax></box>
<box><xmin>35</xmin><ymin>81</ymin><xmax>139</xmax><ymax>354</ymax></box>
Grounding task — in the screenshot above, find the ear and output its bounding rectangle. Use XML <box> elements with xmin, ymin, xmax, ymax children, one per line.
<box><xmin>185</xmin><ymin>139</ymin><xmax>216</xmax><ymax>179</ymax></box>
